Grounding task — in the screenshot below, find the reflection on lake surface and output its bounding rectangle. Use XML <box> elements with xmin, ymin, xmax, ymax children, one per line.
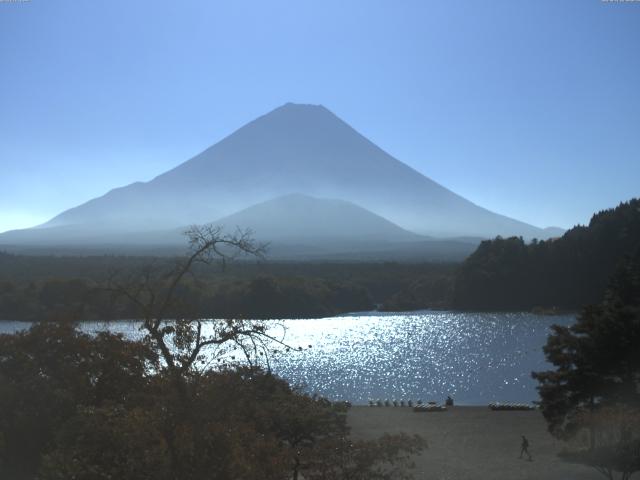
<box><xmin>0</xmin><ymin>311</ymin><xmax>574</xmax><ymax>405</ymax></box>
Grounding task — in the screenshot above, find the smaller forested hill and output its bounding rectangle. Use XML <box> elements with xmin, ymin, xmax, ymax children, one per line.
<box><xmin>452</xmin><ymin>199</ymin><xmax>640</xmax><ymax>311</ymax></box>
<box><xmin>0</xmin><ymin>255</ymin><xmax>457</xmax><ymax>321</ymax></box>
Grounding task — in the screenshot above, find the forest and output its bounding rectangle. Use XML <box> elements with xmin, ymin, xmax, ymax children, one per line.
<box><xmin>452</xmin><ymin>199</ymin><xmax>640</xmax><ymax>311</ymax></box>
<box><xmin>0</xmin><ymin>254</ymin><xmax>456</xmax><ymax>321</ymax></box>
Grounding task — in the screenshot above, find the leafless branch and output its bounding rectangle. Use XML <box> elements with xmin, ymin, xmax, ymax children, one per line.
<box><xmin>103</xmin><ymin>224</ymin><xmax>280</xmax><ymax>383</ymax></box>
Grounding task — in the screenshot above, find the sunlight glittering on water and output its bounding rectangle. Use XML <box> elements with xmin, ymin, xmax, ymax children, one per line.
<box><xmin>0</xmin><ymin>311</ymin><xmax>574</xmax><ymax>405</ymax></box>
<box><xmin>267</xmin><ymin>311</ymin><xmax>574</xmax><ymax>405</ymax></box>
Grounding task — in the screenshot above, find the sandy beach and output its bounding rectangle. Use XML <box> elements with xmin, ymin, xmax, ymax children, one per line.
<box><xmin>348</xmin><ymin>406</ymin><xmax>601</xmax><ymax>480</ymax></box>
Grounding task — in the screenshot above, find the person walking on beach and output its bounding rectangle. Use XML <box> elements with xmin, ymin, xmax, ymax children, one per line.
<box><xmin>520</xmin><ymin>435</ymin><xmax>532</xmax><ymax>461</ymax></box>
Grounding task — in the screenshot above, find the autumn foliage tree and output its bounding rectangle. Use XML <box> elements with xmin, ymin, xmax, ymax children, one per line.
<box><xmin>0</xmin><ymin>225</ymin><xmax>425</xmax><ymax>480</ymax></box>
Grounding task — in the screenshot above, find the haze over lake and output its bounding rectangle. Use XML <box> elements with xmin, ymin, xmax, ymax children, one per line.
<box><xmin>1</xmin><ymin>311</ymin><xmax>574</xmax><ymax>405</ymax></box>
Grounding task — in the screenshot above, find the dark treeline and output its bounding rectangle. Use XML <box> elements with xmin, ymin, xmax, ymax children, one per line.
<box><xmin>452</xmin><ymin>199</ymin><xmax>640</xmax><ymax>311</ymax></box>
<box><xmin>0</xmin><ymin>324</ymin><xmax>425</xmax><ymax>480</ymax></box>
<box><xmin>0</xmin><ymin>255</ymin><xmax>457</xmax><ymax>320</ymax></box>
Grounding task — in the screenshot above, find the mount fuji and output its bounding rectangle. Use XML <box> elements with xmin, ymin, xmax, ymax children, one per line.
<box><xmin>0</xmin><ymin>103</ymin><xmax>561</xmax><ymax>256</ymax></box>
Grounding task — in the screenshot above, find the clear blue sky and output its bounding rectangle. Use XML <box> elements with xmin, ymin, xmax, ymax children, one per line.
<box><xmin>1</xmin><ymin>0</ymin><xmax>639</xmax><ymax>233</ymax></box>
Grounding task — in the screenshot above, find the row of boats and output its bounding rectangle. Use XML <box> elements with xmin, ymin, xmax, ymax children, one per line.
<box><xmin>488</xmin><ymin>403</ymin><xmax>536</xmax><ymax>411</ymax></box>
<box><xmin>413</xmin><ymin>404</ymin><xmax>447</xmax><ymax>412</ymax></box>
<box><xmin>366</xmin><ymin>399</ymin><xmax>536</xmax><ymax>411</ymax></box>
<box><xmin>368</xmin><ymin>399</ymin><xmax>432</xmax><ymax>407</ymax></box>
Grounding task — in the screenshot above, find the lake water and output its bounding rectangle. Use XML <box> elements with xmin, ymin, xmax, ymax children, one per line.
<box><xmin>0</xmin><ymin>311</ymin><xmax>574</xmax><ymax>405</ymax></box>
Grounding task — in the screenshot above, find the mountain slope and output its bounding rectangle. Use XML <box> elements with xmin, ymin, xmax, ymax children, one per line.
<box><xmin>30</xmin><ymin>103</ymin><xmax>553</xmax><ymax>239</ymax></box>
<box><xmin>0</xmin><ymin>194</ymin><xmax>480</xmax><ymax>260</ymax></box>
<box><xmin>38</xmin><ymin>104</ymin><xmax>545</xmax><ymax>237</ymax></box>
<box><xmin>0</xmin><ymin>194</ymin><xmax>421</xmax><ymax>246</ymax></box>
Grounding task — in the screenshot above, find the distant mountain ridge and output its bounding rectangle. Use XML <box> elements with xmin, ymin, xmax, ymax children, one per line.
<box><xmin>1</xmin><ymin>103</ymin><xmax>562</xmax><ymax>255</ymax></box>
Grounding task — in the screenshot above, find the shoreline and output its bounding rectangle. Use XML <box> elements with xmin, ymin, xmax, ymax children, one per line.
<box><xmin>0</xmin><ymin>308</ymin><xmax>578</xmax><ymax>323</ymax></box>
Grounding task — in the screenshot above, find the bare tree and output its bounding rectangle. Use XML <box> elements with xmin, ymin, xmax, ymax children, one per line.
<box><xmin>107</xmin><ymin>224</ymin><xmax>287</xmax><ymax>396</ymax></box>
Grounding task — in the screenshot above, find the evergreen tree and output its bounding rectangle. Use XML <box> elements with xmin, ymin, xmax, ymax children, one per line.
<box><xmin>533</xmin><ymin>250</ymin><xmax>640</xmax><ymax>479</ymax></box>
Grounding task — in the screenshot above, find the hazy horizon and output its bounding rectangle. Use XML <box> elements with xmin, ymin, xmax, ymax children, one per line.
<box><xmin>1</xmin><ymin>0</ymin><xmax>639</xmax><ymax>234</ymax></box>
